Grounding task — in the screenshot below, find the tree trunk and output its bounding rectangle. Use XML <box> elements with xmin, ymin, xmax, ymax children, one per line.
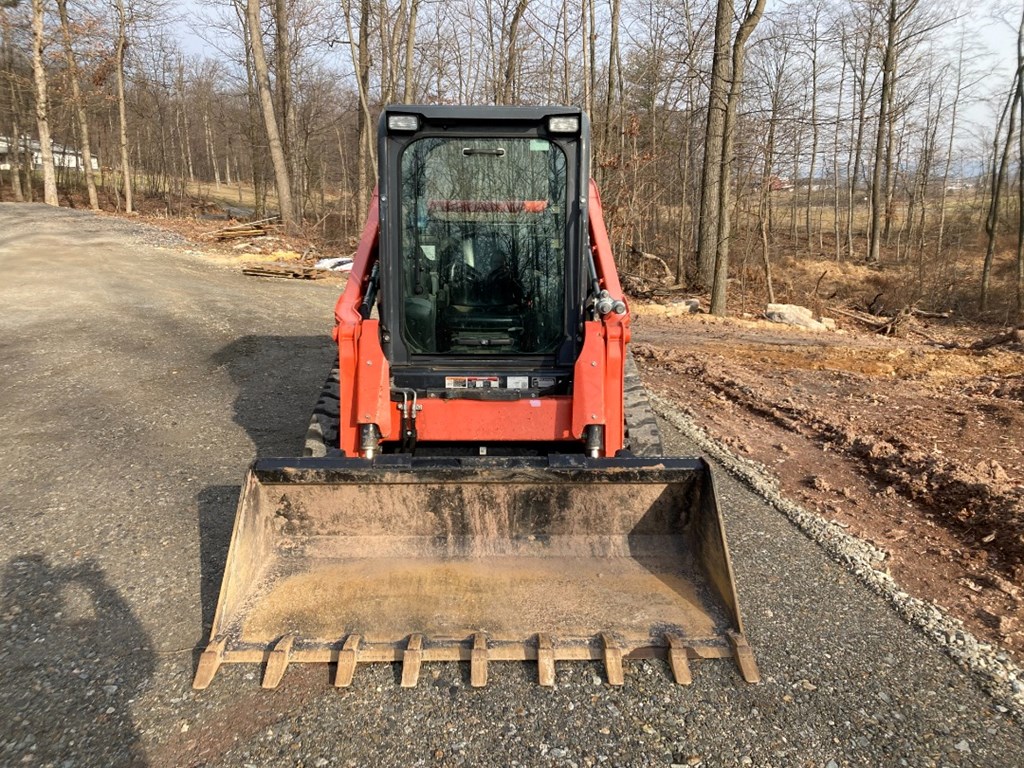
<box><xmin>981</xmin><ymin>70</ymin><xmax>1020</xmax><ymax>313</ymax></box>
<box><xmin>846</xmin><ymin>24</ymin><xmax>875</xmax><ymax>260</ymax></box>
<box><xmin>936</xmin><ymin>37</ymin><xmax>965</xmax><ymax>262</ymax></box>
<box><xmin>178</xmin><ymin>64</ymin><xmax>195</xmax><ymax>185</ymax></box>
<box><xmin>274</xmin><ymin>0</ymin><xmax>299</xmax><ymax>209</ymax></box>
<box><xmin>402</xmin><ymin>0</ymin><xmax>420</xmax><ymax>103</ymax></box>
<box><xmin>1016</xmin><ymin>6</ymin><xmax>1024</xmax><ymax>321</ymax></box>
<box><xmin>9</xmin><ymin>117</ymin><xmax>24</xmax><ymax>202</ymax></box>
<box><xmin>31</xmin><ymin>0</ymin><xmax>58</xmax><ymax>206</ymax></box>
<box><xmin>1017</xmin><ymin>92</ymin><xmax>1023</xmax><ymax>322</ymax></box>
<box><xmin>832</xmin><ymin>44</ymin><xmax>847</xmax><ymax>261</ymax></box>
<box><xmin>602</xmin><ymin>0</ymin><xmax>621</xmax><ymax>157</ymax></box>
<box><xmin>868</xmin><ymin>0</ymin><xmax>918</xmax><ymax>264</ymax></box>
<box><xmin>805</xmin><ymin>14</ymin><xmax>820</xmax><ymax>249</ymax></box>
<box><xmin>581</xmin><ymin>0</ymin><xmax>592</xmax><ymax>116</ymax></box>
<box><xmin>710</xmin><ymin>0</ymin><xmax>767</xmax><ymax>315</ymax></box>
<box><xmin>2</xmin><ymin>10</ymin><xmax>25</xmax><ymax>202</ymax></box>
<box><xmin>500</xmin><ymin>0</ymin><xmax>529</xmax><ymax>105</ymax></box>
<box><xmin>204</xmin><ymin>110</ymin><xmax>221</xmax><ymax>189</ymax></box>
<box><xmin>343</xmin><ymin>0</ymin><xmax>374</xmax><ymax>219</ymax></box>
<box><xmin>238</xmin><ymin>0</ymin><xmax>266</xmax><ymax>218</ymax></box>
<box><xmin>696</xmin><ymin>0</ymin><xmax>732</xmax><ymax>289</ymax></box>
<box><xmin>56</xmin><ymin>0</ymin><xmax>98</xmax><ymax>209</ymax></box>
<box><xmin>114</xmin><ymin>0</ymin><xmax>133</xmax><ymax>213</ymax></box>
<box><xmin>247</xmin><ymin>0</ymin><xmax>295</xmax><ymax>229</ymax></box>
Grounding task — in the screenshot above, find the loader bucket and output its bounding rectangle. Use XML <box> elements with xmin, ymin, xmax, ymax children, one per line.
<box><xmin>194</xmin><ymin>456</ymin><xmax>758</xmax><ymax>689</ymax></box>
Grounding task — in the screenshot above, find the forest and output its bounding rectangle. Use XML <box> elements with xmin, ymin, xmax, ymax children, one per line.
<box><xmin>1</xmin><ymin>0</ymin><xmax>1023</xmax><ymax>321</ymax></box>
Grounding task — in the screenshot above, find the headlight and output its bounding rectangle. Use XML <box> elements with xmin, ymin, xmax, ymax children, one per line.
<box><xmin>387</xmin><ymin>114</ymin><xmax>419</xmax><ymax>132</ymax></box>
<box><xmin>548</xmin><ymin>116</ymin><xmax>579</xmax><ymax>133</ymax></box>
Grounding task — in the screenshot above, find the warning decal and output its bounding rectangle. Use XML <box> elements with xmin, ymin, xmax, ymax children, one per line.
<box><xmin>445</xmin><ymin>376</ymin><xmax>500</xmax><ymax>389</ymax></box>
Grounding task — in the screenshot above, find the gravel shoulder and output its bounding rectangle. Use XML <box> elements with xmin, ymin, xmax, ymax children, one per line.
<box><xmin>1</xmin><ymin>203</ymin><xmax>1022</xmax><ymax>767</ymax></box>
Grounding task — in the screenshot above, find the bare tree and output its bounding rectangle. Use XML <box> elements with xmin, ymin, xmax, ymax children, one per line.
<box><xmin>704</xmin><ymin>0</ymin><xmax>767</xmax><ymax>314</ymax></box>
<box><xmin>340</xmin><ymin>0</ymin><xmax>374</xmax><ymax>218</ymax></box>
<box><xmin>113</xmin><ymin>0</ymin><xmax>133</xmax><ymax>212</ymax></box>
<box><xmin>695</xmin><ymin>0</ymin><xmax>732</xmax><ymax>290</ymax></box>
<box><xmin>981</xmin><ymin>66</ymin><xmax>1020</xmax><ymax>313</ymax></box>
<box><xmin>31</xmin><ymin>0</ymin><xmax>57</xmax><ymax>205</ymax></box>
<box><xmin>402</xmin><ymin>0</ymin><xmax>421</xmax><ymax>103</ymax></box>
<box><xmin>497</xmin><ymin>0</ymin><xmax>529</xmax><ymax>104</ymax></box>
<box><xmin>1015</xmin><ymin>3</ymin><xmax>1024</xmax><ymax>321</ymax></box>
<box><xmin>55</xmin><ymin>0</ymin><xmax>98</xmax><ymax>208</ymax></box>
<box><xmin>1</xmin><ymin>5</ymin><xmax>26</xmax><ymax>201</ymax></box>
<box><xmin>246</xmin><ymin>0</ymin><xmax>295</xmax><ymax>228</ymax></box>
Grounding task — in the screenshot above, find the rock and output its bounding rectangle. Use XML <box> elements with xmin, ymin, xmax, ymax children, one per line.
<box><xmin>765</xmin><ymin>303</ymin><xmax>829</xmax><ymax>331</ymax></box>
<box><xmin>809</xmin><ymin>476</ymin><xmax>832</xmax><ymax>493</ymax></box>
<box><xmin>656</xmin><ymin>299</ymin><xmax>702</xmax><ymax>317</ymax></box>
<box><xmin>954</xmin><ymin>739</ymin><xmax>971</xmax><ymax>753</ymax></box>
<box><xmin>974</xmin><ymin>459</ymin><xmax>1009</xmax><ymax>485</ymax></box>
<box><xmin>998</xmin><ymin>615</ymin><xmax>1018</xmax><ymax>636</ymax></box>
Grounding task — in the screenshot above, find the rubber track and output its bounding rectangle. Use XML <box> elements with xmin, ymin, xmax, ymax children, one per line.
<box><xmin>623</xmin><ymin>352</ymin><xmax>664</xmax><ymax>457</ymax></box>
<box><xmin>303</xmin><ymin>367</ymin><xmax>341</xmax><ymax>457</ymax></box>
<box><xmin>303</xmin><ymin>352</ymin><xmax>663</xmax><ymax>457</ymax></box>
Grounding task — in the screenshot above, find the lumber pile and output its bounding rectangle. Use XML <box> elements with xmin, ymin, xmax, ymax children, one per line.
<box><xmin>241</xmin><ymin>263</ymin><xmax>325</xmax><ymax>280</ymax></box>
<box><xmin>204</xmin><ymin>216</ymin><xmax>280</xmax><ymax>241</ymax></box>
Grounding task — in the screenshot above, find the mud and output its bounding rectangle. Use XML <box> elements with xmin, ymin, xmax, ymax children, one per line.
<box><xmin>238</xmin><ymin>554</ymin><xmax>722</xmax><ymax>644</ymax></box>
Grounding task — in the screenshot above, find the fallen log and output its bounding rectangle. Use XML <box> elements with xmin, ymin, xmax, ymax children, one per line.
<box><xmin>833</xmin><ymin>306</ymin><xmax>913</xmax><ymax>336</ymax></box>
<box><xmin>970</xmin><ymin>326</ymin><xmax>1024</xmax><ymax>351</ymax></box>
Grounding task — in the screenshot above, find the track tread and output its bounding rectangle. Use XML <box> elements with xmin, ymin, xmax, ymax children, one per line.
<box><xmin>623</xmin><ymin>351</ymin><xmax>664</xmax><ymax>457</ymax></box>
<box><xmin>303</xmin><ymin>367</ymin><xmax>341</xmax><ymax>457</ymax></box>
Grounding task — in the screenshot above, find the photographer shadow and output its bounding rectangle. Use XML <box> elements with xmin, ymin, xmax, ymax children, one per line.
<box><xmin>1</xmin><ymin>555</ymin><xmax>155</xmax><ymax>766</ymax></box>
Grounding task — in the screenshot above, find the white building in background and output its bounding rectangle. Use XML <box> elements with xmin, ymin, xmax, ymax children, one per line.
<box><xmin>0</xmin><ymin>136</ymin><xmax>99</xmax><ymax>172</ymax></box>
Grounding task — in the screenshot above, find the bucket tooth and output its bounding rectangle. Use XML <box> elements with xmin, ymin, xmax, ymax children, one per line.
<box><xmin>470</xmin><ymin>633</ymin><xmax>489</xmax><ymax>688</ymax></box>
<box><xmin>335</xmin><ymin>634</ymin><xmax>361</xmax><ymax>688</ymax></box>
<box><xmin>401</xmin><ymin>634</ymin><xmax>424</xmax><ymax>688</ymax></box>
<box><xmin>601</xmin><ymin>634</ymin><xmax>624</xmax><ymax>686</ymax></box>
<box><xmin>193</xmin><ymin>637</ymin><xmax>226</xmax><ymax>690</ymax></box>
<box><xmin>728</xmin><ymin>631</ymin><xmax>760</xmax><ymax>684</ymax></box>
<box><xmin>536</xmin><ymin>634</ymin><xmax>556</xmax><ymax>687</ymax></box>
<box><xmin>262</xmin><ymin>634</ymin><xmax>296</xmax><ymax>689</ymax></box>
<box><xmin>666</xmin><ymin>635</ymin><xmax>692</xmax><ymax>685</ymax></box>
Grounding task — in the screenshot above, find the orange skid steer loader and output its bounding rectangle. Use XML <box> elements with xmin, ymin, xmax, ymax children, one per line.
<box><xmin>194</xmin><ymin>106</ymin><xmax>759</xmax><ymax>689</ymax></box>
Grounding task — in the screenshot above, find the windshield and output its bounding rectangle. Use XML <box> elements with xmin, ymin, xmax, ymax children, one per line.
<box><xmin>399</xmin><ymin>137</ymin><xmax>567</xmax><ymax>355</ymax></box>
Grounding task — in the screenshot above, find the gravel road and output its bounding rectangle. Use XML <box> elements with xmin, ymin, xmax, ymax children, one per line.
<box><xmin>1</xmin><ymin>203</ymin><xmax>1022</xmax><ymax>767</ymax></box>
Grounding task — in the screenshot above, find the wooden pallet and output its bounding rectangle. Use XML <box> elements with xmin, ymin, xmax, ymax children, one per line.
<box><xmin>241</xmin><ymin>263</ymin><xmax>324</xmax><ymax>280</ymax></box>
